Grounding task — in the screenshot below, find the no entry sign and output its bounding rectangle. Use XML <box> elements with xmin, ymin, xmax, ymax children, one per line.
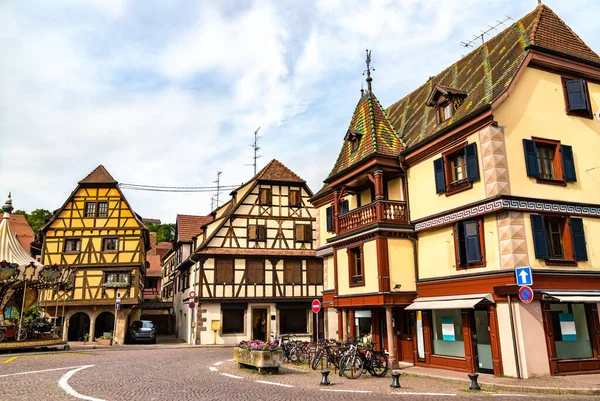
<box><xmin>311</xmin><ymin>299</ymin><xmax>321</xmax><ymax>314</ymax></box>
<box><xmin>519</xmin><ymin>286</ymin><xmax>534</xmax><ymax>304</ymax></box>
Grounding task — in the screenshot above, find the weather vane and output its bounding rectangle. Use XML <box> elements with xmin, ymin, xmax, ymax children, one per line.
<box><xmin>363</xmin><ymin>49</ymin><xmax>374</xmax><ymax>93</ymax></box>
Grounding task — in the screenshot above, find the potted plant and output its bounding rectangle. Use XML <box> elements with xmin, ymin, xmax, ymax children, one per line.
<box><xmin>234</xmin><ymin>340</ymin><xmax>284</xmax><ymax>373</ymax></box>
<box><xmin>83</xmin><ymin>333</ymin><xmax>89</xmax><ymax>345</ymax></box>
<box><xmin>96</xmin><ymin>335</ymin><xmax>112</xmax><ymax>346</ymax></box>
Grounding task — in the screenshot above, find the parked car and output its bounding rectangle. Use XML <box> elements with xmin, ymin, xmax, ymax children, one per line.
<box><xmin>127</xmin><ymin>320</ymin><xmax>156</xmax><ymax>344</ymax></box>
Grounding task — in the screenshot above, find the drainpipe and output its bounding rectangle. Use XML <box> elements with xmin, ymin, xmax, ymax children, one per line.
<box><xmin>507</xmin><ymin>295</ymin><xmax>521</xmax><ymax>379</ymax></box>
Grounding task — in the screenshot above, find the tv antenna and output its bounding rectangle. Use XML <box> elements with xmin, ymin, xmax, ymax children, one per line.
<box><xmin>213</xmin><ymin>171</ymin><xmax>222</xmax><ymax>208</ymax></box>
<box><xmin>460</xmin><ymin>16</ymin><xmax>512</xmax><ymax>48</ymax></box>
<box><xmin>244</xmin><ymin>127</ymin><xmax>261</xmax><ymax>176</ymax></box>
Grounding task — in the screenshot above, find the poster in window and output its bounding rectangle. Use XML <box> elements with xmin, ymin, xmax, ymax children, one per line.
<box><xmin>441</xmin><ymin>316</ymin><xmax>455</xmax><ymax>341</ymax></box>
<box><xmin>416</xmin><ymin>311</ymin><xmax>425</xmax><ymax>359</ymax></box>
<box><xmin>559</xmin><ymin>313</ymin><xmax>577</xmax><ymax>341</ymax></box>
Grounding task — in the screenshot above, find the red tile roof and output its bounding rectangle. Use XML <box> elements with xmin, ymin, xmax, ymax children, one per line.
<box><xmin>0</xmin><ymin>214</ymin><xmax>35</xmax><ymax>252</ymax></box>
<box><xmin>177</xmin><ymin>214</ymin><xmax>212</xmax><ymax>243</ymax></box>
<box><xmin>256</xmin><ymin>159</ymin><xmax>305</xmax><ymax>183</ymax></box>
<box><xmin>79</xmin><ymin>165</ymin><xmax>117</xmax><ymax>184</ymax></box>
<box><xmin>146</xmin><ymin>255</ymin><xmax>162</xmax><ymax>277</ymax></box>
<box><xmin>156</xmin><ymin>242</ymin><xmax>172</xmax><ymax>260</ymax></box>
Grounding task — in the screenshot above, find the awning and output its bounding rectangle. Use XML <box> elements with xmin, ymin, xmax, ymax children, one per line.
<box><xmin>405</xmin><ymin>293</ymin><xmax>495</xmax><ymax>311</ymax></box>
<box><xmin>542</xmin><ymin>291</ymin><xmax>600</xmax><ymax>303</ymax></box>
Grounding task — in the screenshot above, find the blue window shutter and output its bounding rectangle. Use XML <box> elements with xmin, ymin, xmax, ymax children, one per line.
<box><xmin>523</xmin><ymin>139</ymin><xmax>540</xmax><ymax>178</ymax></box>
<box><xmin>341</xmin><ymin>200</ymin><xmax>349</xmax><ymax>214</ymax></box>
<box><xmin>530</xmin><ymin>215</ymin><xmax>549</xmax><ymax>260</ymax></box>
<box><xmin>326</xmin><ymin>207</ymin><xmax>333</xmax><ymax>232</ymax></box>
<box><xmin>464</xmin><ymin>143</ymin><xmax>480</xmax><ymax>183</ymax></box>
<box><xmin>456</xmin><ymin>222</ymin><xmax>467</xmax><ymax>266</ymax></box>
<box><xmin>561</xmin><ymin>145</ymin><xmax>577</xmax><ymax>182</ymax></box>
<box><xmin>464</xmin><ymin>220</ymin><xmax>482</xmax><ymax>264</ymax></box>
<box><xmin>565</xmin><ymin>80</ymin><xmax>588</xmax><ymax>111</ymax></box>
<box><xmin>570</xmin><ymin>218</ymin><xmax>588</xmax><ymax>261</ymax></box>
<box><xmin>434</xmin><ymin>157</ymin><xmax>446</xmax><ymax>194</ymax></box>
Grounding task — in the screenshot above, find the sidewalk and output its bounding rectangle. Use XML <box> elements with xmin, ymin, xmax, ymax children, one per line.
<box><xmin>397</xmin><ymin>364</ymin><xmax>600</xmax><ymax>396</ymax></box>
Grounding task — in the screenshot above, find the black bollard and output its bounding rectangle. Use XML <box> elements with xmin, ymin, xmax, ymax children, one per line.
<box><xmin>468</xmin><ymin>373</ymin><xmax>481</xmax><ymax>391</ymax></box>
<box><xmin>320</xmin><ymin>370</ymin><xmax>331</xmax><ymax>386</ymax></box>
<box><xmin>390</xmin><ymin>371</ymin><xmax>401</xmax><ymax>388</ymax></box>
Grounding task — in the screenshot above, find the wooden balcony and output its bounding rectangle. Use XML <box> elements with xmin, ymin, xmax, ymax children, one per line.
<box><xmin>336</xmin><ymin>200</ymin><xmax>407</xmax><ymax>236</ymax></box>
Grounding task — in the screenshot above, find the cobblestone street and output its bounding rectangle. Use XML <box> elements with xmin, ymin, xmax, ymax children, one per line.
<box><xmin>0</xmin><ymin>347</ymin><xmax>596</xmax><ymax>401</ymax></box>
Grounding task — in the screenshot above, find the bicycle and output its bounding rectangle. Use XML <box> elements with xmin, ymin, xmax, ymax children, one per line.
<box><xmin>311</xmin><ymin>339</ymin><xmax>342</xmax><ymax>370</ymax></box>
<box><xmin>338</xmin><ymin>340</ymin><xmax>389</xmax><ymax>379</ymax></box>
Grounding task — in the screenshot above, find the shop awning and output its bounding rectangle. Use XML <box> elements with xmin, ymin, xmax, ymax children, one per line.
<box><xmin>542</xmin><ymin>291</ymin><xmax>600</xmax><ymax>303</ymax></box>
<box><xmin>405</xmin><ymin>293</ymin><xmax>495</xmax><ymax>310</ymax></box>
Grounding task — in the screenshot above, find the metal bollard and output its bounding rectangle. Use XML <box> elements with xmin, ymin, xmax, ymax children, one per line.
<box><xmin>320</xmin><ymin>370</ymin><xmax>331</xmax><ymax>386</ymax></box>
<box><xmin>390</xmin><ymin>371</ymin><xmax>401</xmax><ymax>388</ymax></box>
<box><xmin>468</xmin><ymin>373</ymin><xmax>481</xmax><ymax>391</ymax></box>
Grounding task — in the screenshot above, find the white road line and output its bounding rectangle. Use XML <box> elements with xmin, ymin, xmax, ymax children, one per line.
<box><xmin>58</xmin><ymin>365</ymin><xmax>105</xmax><ymax>401</ymax></box>
<box><xmin>320</xmin><ymin>389</ymin><xmax>372</xmax><ymax>393</ymax></box>
<box><xmin>213</xmin><ymin>361</ymin><xmax>224</xmax><ymax>366</ymax></box>
<box><xmin>209</xmin><ymin>367</ymin><xmax>218</xmax><ymax>371</ymax></box>
<box><xmin>227</xmin><ymin>359</ymin><xmax>235</xmax><ymax>362</ymax></box>
<box><xmin>0</xmin><ymin>365</ymin><xmax>90</xmax><ymax>378</ymax></box>
<box><xmin>220</xmin><ymin>373</ymin><xmax>243</xmax><ymax>379</ymax></box>
<box><xmin>392</xmin><ymin>392</ymin><xmax>456</xmax><ymax>396</ymax></box>
<box><xmin>255</xmin><ymin>380</ymin><xmax>294</xmax><ymax>388</ymax></box>
<box><xmin>491</xmin><ymin>394</ymin><xmax>532</xmax><ymax>397</ymax></box>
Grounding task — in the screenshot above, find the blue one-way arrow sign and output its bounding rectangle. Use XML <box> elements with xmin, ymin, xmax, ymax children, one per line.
<box><xmin>515</xmin><ymin>266</ymin><xmax>533</xmax><ymax>286</ymax></box>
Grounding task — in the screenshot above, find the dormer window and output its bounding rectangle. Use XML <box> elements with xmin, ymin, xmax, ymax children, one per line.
<box><xmin>344</xmin><ymin>129</ymin><xmax>362</xmax><ymax>153</ymax></box>
<box><xmin>426</xmin><ymin>84</ymin><xmax>467</xmax><ymax>124</ymax></box>
<box><xmin>438</xmin><ymin>102</ymin><xmax>453</xmax><ymax>123</ymax></box>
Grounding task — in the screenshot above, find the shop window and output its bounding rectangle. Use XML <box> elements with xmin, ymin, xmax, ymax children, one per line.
<box><xmin>97</xmin><ymin>202</ymin><xmax>108</xmax><ymax>217</ymax></box>
<box><xmin>248</xmin><ymin>225</ymin><xmax>267</xmax><ymax>242</ymax></box>
<box><xmin>84</xmin><ymin>202</ymin><xmax>96</xmax><ymax>218</ymax></box>
<box><xmin>222</xmin><ymin>309</ymin><xmax>245</xmax><ymax>334</ymax></box>
<box><xmin>348</xmin><ymin>246</ymin><xmax>364</xmax><ymax>286</ymax></box>
<box><xmin>289</xmin><ymin>190</ymin><xmax>301</xmax><ymax>207</ymax></box>
<box><xmin>562</xmin><ymin>78</ymin><xmax>593</xmax><ymax>119</ymax></box>
<box><xmin>246</xmin><ymin>259</ymin><xmax>265</xmax><ymax>284</ymax></box>
<box><xmin>259</xmin><ymin>188</ymin><xmax>272</xmax><ymax>206</ymax></box>
<box><xmin>215</xmin><ymin>259</ymin><xmax>234</xmax><ymax>285</ymax></box>
<box><xmin>434</xmin><ymin>143</ymin><xmax>479</xmax><ymax>196</ymax></box>
<box><xmin>530</xmin><ymin>215</ymin><xmax>587</xmax><ymax>264</ymax></box>
<box><xmin>454</xmin><ymin>218</ymin><xmax>485</xmax><ymax>268</ymax></box>
<box><xmin>523</xmin><ymin>138</ymin><xmax>576</xmax><ymax>185</ymax></box>
<box><xmin>102</xmin><ymin>238</ymin><xmax>119</xmax><ymax>252</ymax></box>
<box><xmin>306</xmin><ymin>260</ymin><xmax>323</xmax><ymax>285</ymax></box>
<box><xmin>354</xmin><ymin>310</ymin><xmax>372</xmax><ymax>342</ymax></box>
<box><xmin>284</xmin><ymin>260</ymin><xmax>302</xmax><ymax>284</ymax></box>
<box><xmin>432</xmin><ymin>309</ymin><xmax>465</xmax><ymax>358</ymax></box>
<box><xmin>63</xmin><ymin>238</ymin><xmax>81</xmax><ymax>253</ymax></box>
<box><xmin>279</xmin><ymin>308</ymin><xmax>307</xmax><ymax>334</ymax></box>
<box><xmin>549</xmin><ymin>303</ymin><xmax>593</xmax><ymax>360</ymax></box>
<box><xmin>294</xmin><ymin>224</ymin><xmax>312</xmax><ymax>243</ymax></box>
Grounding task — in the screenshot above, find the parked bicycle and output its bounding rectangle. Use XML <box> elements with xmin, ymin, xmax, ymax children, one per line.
<box><xmin>338</xmin><ymin>339</ymin><xmax>389</xmax><ymax>379</ymax></box>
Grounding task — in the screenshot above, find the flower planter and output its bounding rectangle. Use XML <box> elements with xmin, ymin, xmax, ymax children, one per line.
<box><xmin>96</xmin><ymin>338</ymin><xmax>112</xmax><ymax>346</ymax></box>
<box><xmin>234</xmin><ymin>347</ymin><xmax>284</xmax><ymax>374</ymax></box>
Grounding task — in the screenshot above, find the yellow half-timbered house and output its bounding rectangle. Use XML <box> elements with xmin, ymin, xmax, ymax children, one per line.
<box><xmin>40</xmin><ymin>165</ymin><xmax>150</xmax><ymax>344</ymax></box>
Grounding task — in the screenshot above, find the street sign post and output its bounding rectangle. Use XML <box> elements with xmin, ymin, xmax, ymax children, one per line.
<box><xmin>515</xmin><ymin>266</ymin><xmax>533</xmax><ymax>286</ymax></box>
<box><xmin>518</xmin><ymin>286</ymin><xmax>534</xmax><ymax>304</ymax></box>
<box><xmin>312</xmin><ymin>299</ymin><xmax>321</xmax><ymax>343</ymax></box>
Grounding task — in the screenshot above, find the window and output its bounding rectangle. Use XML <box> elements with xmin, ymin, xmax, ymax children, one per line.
<box><xmin>350</xmin><ymin>137</ymin><xmax>360</xmax><ymax>152</ymax></box>
<box><xmin>284</xmin><ymin>260</ymin><xmax>302</xmax><ymax>284</ymax></box>
<box><xmin>222</xmin><ymin>307</ymin><xmax>245</xmax><ymax>334</ymax></box>
<box><xmin>97</xmin><ymin>202</ymin><xmax>108</xmax><ymax>217</ymax></box>
<box><xmin>105</xmin><ymin>272</ymin><xmax>129</xmax><ymax>286</ymax></box>
<box><xmin>63</xmin><ymin>238</ymin><xmax>81</xmax><ymax>253</ymax></box>
<box><xmin>437</xmin><ymin>102</ymin><xmax>453</xmax><ymax>123</ymax></box>
<box><xmin>289</xmin><ymin>190</ymin><xmax>301</xmax><ymax>207</ymax></box>
<box><xmin>306</xmin><ymin>260</ymin><xmax>323</xmax><ymax>285</ymax></box>
<box><xmin>102</xmin><ymin>238</ymin><xmax>119</xmax><ymax>252</ymax></box>
<box><xmin>348</xmin><ymin>246</ymin><xmax>364</xmax><ymax>286</ymax></box>
<box><xmin>562</xmin><ymin>78</ymin><xmax>593</xmax><ymax>119</ymax></box>
<box><xmin>523</xmin><ymin>138</ymin><xmax>576</xmax><ymax>184</ymax></box>
<box><xmin>259</xmin><ymin>188</ymin><xmax>272</xmax><ymax>205</ymax></box>
<box><xmin>454</xmin><ymin>218</ymin><xmax>485</xmax><ymax>268</ymax></box>
<box><xmin>548</xmin><ymin>303</ymin><xmax>593</xmax><ymax>360</ymax></box>
<box><xmin>246</xmin><ymin>259</ymin><xmax>265</xmax><ymax>284</ymax></box>
<box><xmin>279</xmin><ymin>307</ymin><xmax>308</xmax><ymax>334</ymax></box>
<box><xmin>85</xmin><ymin>202</ymin><xmax>96</xmax><ymax>218</ymax></box>
<box><xmin>530</xmin><ymin>215</ymin><xmax>588</xmax><ymax>264</ymax></box>
<box><xmin>215</xmin><ymin>259</ymin><xmax>234</xmax><ymax>285</ymax></box>
<box><xmin>434</xmin><ymin>142</ymin><xmax>479</xmax><ymax>195</ymax></box>
<box><xmin>325</xmin><ymin>206</ymin><xmax>333</xmax><ymax>233</ymax></box>
<box><xmin>432</xmin><ymin>309</ymin><xmax>465</xmax><ymax>358</ymax></box>
<box><xmin>248</xmin><ymin>225</ymin><xmax>267</xmax><ymax>242</ymax></box>
<box><xmin>294</xmin><ymin>224</ymin><xmax>312</xmax><ymax>243</ymax></box>
<box><xmin>183</xmin><ymin>268</ymin><xmax>190</xmax><ymax>289</ymax></box>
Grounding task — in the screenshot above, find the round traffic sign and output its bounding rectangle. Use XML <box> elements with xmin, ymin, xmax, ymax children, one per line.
<box><xmin>189</xmin><ymin>291</ymin><xmax>196</xmax><ymax>298</ymax></box>
<box><xmin>519</xmin><ymin>286</ymin><xmax>534</xmax><ymax>304</ymax></box>
<box><xmin>189</xmin><ymin>302</ymin><xmax>196</xmax><ymax>309</ymax></box>
<box><xmin>311</xmin><ymin>299</ymin><xmax>321</xmax><ymax>314</ymax></box>
<box><xmin>116</xmin><ymin>291</ymin><xmax>122</xmax><ymax>299</ymax></box>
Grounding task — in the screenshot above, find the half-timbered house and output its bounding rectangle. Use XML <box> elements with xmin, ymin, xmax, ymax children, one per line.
<box><xmin>181</xmin><ymin>159</ymin><xmax>324</xmax><ymax>345</ymax></box>
<box><xmin>40</xmin><ymin>165</ymin><xmax>151</xmax><ymax>344</ymax></box>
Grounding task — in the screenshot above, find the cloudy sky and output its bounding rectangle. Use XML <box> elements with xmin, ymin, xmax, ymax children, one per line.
<box><xmin>1</xmin><ymin>0</ymin><xmax>598</xmax><ymax>223</ymax></box>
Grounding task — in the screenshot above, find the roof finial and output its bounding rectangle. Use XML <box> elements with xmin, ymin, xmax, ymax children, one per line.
<box><xmin>363</xmin><ymin>49</ymin><xmax>374</xmax><ymax>94</ymax></box>
<box><xmin>2</xmin><ymin>192</ymin><xmax>13</xmax><ymax>215</ymax></box>
<box><xmin>538</xmin><ymin>0</ymin><xmax>542</xmax><ymax>4</ymax></box>
<box><xmin>360</xmin><ymin>81</ymin><xmax>364</xmax><ymax>97</ymax></box>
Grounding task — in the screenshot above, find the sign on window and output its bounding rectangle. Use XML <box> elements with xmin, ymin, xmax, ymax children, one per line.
<box><xmin>441</xmin><ymin>316</ymin><xmax>455</xmax><ymax>341</ymax></box>
<box><xmin>559</xmin><ymin>313</ymin><xmax>577</xmax><ymax>341</ymax></box>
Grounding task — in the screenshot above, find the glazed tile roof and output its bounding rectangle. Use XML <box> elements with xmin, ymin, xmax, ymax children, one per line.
<box><xmin>386</xmin><ymin>5</ymin><xmax>600</xmax><ymax>149</ymax></box>
<box><xmin>326</xmin><ymin>92</ymin><xmax>404</xmax><ymax>181</ymax></box>
<box><xmin>256</xmin><ymin>159</ymin><xmax>305</xmax><ymax>183</ymax></box>
<box><xmin>78</xmin><ymin>165</ymin><xmax>117</xmax><ymax>184</ymax></box>
<box><xmin>176</xmin><ymin>214</ymin><xmax>212</xmax><ymax>243</ymax></box>
<box><xmin>0</xmin><ymin>214</ymin><xmax>34</xmax><ymax>252</ymax></box>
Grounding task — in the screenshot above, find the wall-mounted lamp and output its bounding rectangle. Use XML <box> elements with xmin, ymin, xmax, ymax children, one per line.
<box><xmin>393</xmin><ymin>284</ymin><xmax>401</xmax><ymax>289</ymax></box>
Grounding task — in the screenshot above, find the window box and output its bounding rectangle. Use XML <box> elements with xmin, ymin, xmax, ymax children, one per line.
<box><xmin>434</xmin><ymin>142</ymin><xmax>479</xmax><ymax>196</ymax></box>
<box><xmin>523</xmin><ymin>137</ymin><xmax>576</xmax><ymax>185</ymax></box>
<box><xmin>103</xmin><ymin>281</ymin><xmax>129</xmax><ymax>288</ymax></box>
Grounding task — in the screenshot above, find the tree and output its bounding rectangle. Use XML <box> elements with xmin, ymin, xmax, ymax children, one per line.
<box><xmin>9</xmin><ymin>209</ymin><xmax>53</xmax><ymax>233</ymax></box>
<box><xmin>146</xmin><ymin>223</ymin><xmax>175</xmax><ymax>243</ymax></box>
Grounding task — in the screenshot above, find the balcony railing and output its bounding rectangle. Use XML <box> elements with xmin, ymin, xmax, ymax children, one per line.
<box><xmin>336</xmin><ymin>200</ymin><xmax>407</xmax><ymax>236</ymax></box>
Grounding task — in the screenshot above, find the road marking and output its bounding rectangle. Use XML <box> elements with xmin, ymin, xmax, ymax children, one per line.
<box><xmin>491</xmin><ymin>394</ymin><xmax>533</xmax><ymax>397</ymax></box>
<box><xmin>2</xmin><ymin>356</ymin><xmax>18</xmax><ymax>363</ymax></box>
<box><xmin>209</xmin><ymin>367</ymin><xmax>218</xmax><ymax>371</ymax></box>
<box><xmin>227</xmin><ymin>358</ymin><xmax>235</xmax><ymax>361</ymax></box>
<box><xmin>392</xmin><ymin>392</ymin><xmax>456</xmax><ymax>396</ymax></box>
<box><xmin>255</xmin><ymin>380</ymin><xmax>294</xmax><ymax>388</ymax></box>
<box><xmin>0</xmin><ymin>365</ymin><xmax>90</xmax><ymax>378</ymax></box>
<box><xmin>320</xmin><ymin>389</ymin><xmax>372</xmax><ymax>393</ymax></box>
<box><xmin>58</xmin><ymin>365</ymin><xmax>104</xmax><ymax>401</ymax></box>
<box><xmin>220</xmin><ymin>373</ymin><xmax>243</xmax><ymax>379</ymax></box>
<box><xmin>213</xmin><ymin>361</ymin><xmax>224</xmax><ymax>366</ymax></box>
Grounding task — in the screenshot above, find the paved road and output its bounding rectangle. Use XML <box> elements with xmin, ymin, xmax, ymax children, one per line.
<box><xmin>0</xmin><ymin>346</ymin><xmax>591</xmax><ymax>401</ymax></box>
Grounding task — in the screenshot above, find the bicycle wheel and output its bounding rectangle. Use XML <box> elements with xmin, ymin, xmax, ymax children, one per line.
<box><xmin>311</xmin><ymin>348</ymin><xmax>324</xmax><ymax>370</ymax></box>
<box><xmin>340</xmin><ymin>354</ymin><xmax>363</xmax><ymax>379</ymax></box>
<box><xmin>370</xmin><ymin>352</ymin><xmax>389</xmax><ymax>377</ymax></box>
<box><xmin>16</xmin><ymin>328</ymin><xmax>27</xmax><ymax>342</ymax></box>
<box><xmin>0</xmin><ymin>330</ymin><xmax>4</xmax><ymax>342</ymax></box>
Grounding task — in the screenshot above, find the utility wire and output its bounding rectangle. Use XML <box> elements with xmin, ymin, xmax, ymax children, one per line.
<box><xmin>119</xmin><ymin>182</ymin><xmax>240</xmax><ymax>193</ymax></box>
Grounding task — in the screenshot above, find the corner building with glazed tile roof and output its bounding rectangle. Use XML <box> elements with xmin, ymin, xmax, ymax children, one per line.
<box><xmin>310</xmin><ymin>4</ymin><xmax>600</xmax><ymax>377</ymax></box>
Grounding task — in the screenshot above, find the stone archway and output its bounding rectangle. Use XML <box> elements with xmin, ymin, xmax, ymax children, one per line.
<box><xmin>68</xmin><ymin>312</ymin><xmax>90</xmax><ymax>341</ymax></box>
<box><xmin>94</xmin><ymin>311</ymin><xmax>115</xmax><ymax>339</ymax></box>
